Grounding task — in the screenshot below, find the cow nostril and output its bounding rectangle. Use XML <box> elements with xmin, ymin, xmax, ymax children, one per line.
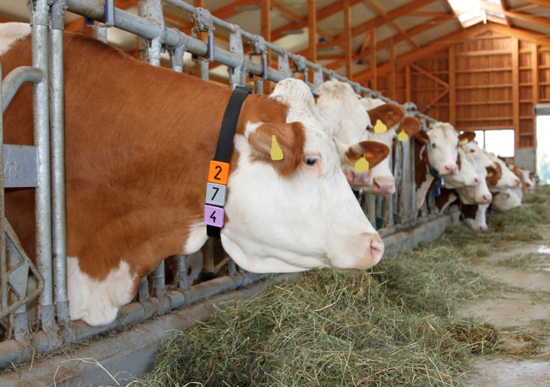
<box><xmin>474</xmin><ymin>178</ymin><xmax>480</xmax><ymax>185</ymax></box>
<box><xmin>370</xmin><ymin>240</ymin><xmax>384</xmax><ymax>266</ymax></box>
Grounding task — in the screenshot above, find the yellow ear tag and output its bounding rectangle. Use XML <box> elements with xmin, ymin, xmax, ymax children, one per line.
<box><xmin>270</xmin><ymin>135</ymin><xmax>284</xmax><ymax>161</ymax></box>
<box><xmin>374</xmin><ymin>119</ymin><xmax>387</xmax><ymax>134</ymax></box>
<box><xmin>460</xmin><ymin>137</ymin><xmax>469</xmax><ymax>144</ymax></box>
<box><xmin>355</xmin><ymin>155</ymin><xmax>370</xmax><ymax>173</ymax></box>
<box><xmin>397</xmin><ymin>130</ymin><xmax>409</xmax><ymax>142</ymax></box>
<box><xmin>487</xmin><ymin>172</ymin><xmax>494</xmax><ymax>177</ymax></box>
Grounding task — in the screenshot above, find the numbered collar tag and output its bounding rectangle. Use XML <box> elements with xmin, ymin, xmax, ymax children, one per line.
<box><xmin>374</xmin><ymin>119</ymin><xmax>387</xmax><ymax>134</ymax></box>
<box><xmin>432</xmin><ymin>187</ymin><xmax>441</xmax><ymax>197</ymax></box>
<box><xmin>270</xmin><ymin>135</ymin><xmax>284</xmax><ymax>161</ymax></box>
<box><xmin>397</xmin><ymin>130</ymin><xmax>409</xmax><ymax>142</ymax></box>
<box><xmin>355</xmin><ymin>155</ymin><xmax>370</xmax><ymax>173</ymax></box>
<box><xmin>460</xmin><ymin>137</ymin><xmax>469</xmax><ymax>144</ymax></box>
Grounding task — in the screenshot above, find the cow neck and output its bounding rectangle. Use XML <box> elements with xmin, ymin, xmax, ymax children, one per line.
<box><xmin>422</xmin><ymin>144</ymin><xmax>444</xmax><ymax>197</ymax></box>
<box><xmin>205</xmin><ymin>86</ymin><xmax>253</xmax><ymax>238</ymax></box>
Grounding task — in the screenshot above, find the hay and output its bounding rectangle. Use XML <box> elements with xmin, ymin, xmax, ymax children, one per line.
<box><xmin>132</xmin><ymin>187</ymin><xmax>550</xmax><ymax>387</ymax></box>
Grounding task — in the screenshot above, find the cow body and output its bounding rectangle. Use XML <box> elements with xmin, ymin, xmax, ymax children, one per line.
<box><xmin>2</xmin><ymin>25</ymin><xmax>384</xmax><ymax>326</ymax></box>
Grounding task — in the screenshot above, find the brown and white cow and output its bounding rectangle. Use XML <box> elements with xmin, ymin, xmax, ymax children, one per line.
<box><xmin>1</xmin><ymin>24</ymin><xmax>386</xmax><ymax>326</ymax></box>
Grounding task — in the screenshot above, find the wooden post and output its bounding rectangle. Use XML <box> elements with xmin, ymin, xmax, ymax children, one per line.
<box><xmin>261</xmin><ymin>0</ymin><xmax>272</xmax><ymax>92</ymax></box>
<box><xmin>512</xmin><ymin>37</ymin><xmax>520</xmax><ymax>149</ymax></box>
<box><xmin>390</xmin><ymin>37</ymin><xmax>396</xmax><ymax>100</ymax></box>
<box><xmin>406</xmin><ymin>65</ymin><xmax>411</xmax><ymax>102</ymax></box>
<box><xmin>344</xmin><ymin>0</ymin><xmax>352</xmax><ymax>80</ymax></box>
<box><xmin>449</xmin><ymin>45</ymin><xmax>456</xmax><ymax>128</ymax></box>
<box><xmin>370</xmin><ymin>23</ymin><xmax>377</xmax><ymax>91</ymax></box>
<box><xmin>532</xmin><ymin>43</ymin><xmax>539</xmax><ymax>105</ymax></box>
<box><xmin>308</xmin><ymin>0</ymin><xmax>316</xmax><ymax>64</ymax></box>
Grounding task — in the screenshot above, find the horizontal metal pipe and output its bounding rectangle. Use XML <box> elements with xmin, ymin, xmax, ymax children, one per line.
<box><xmin>1</xmin><ymin>67</ymin><xmax>44</xmax><ymax>114</ymax></box>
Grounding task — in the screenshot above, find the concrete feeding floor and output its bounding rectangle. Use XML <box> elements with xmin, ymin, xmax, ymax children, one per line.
<box><xmin>461</xmin><ymin>228</ymin><xmax>550</xmax><ymax>387</ymax></box>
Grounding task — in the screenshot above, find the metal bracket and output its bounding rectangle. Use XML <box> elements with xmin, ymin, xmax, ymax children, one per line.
<box><xmin>3</xmin><ymin>144</ymin><xmax>38</xmax><ymax>188</ymax></box>
<box><xmin>228</xmin><ymin>27</ymin><xmax>246</xmax><ymax>88</ymax></box>
<box><xmin>293</xmin><ymin>55</ymin><xmax>308</xmax><ymax>84</ymax></box>
<box><xmin>278</xmin><ymin>50</ymin><xmax>291</xmax><ymax>79</ymax></box>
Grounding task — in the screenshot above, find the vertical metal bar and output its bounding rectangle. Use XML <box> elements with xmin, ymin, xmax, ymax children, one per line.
<box><xmin>92</xmin><ymin>24</ymin><xmax>108</xmax><ymax>43</ymax></box>
<box><xmin>198</xmin><ymin>60</ymin><xmax>209</xmax><ymax>81</ymax></box>
<box><xmin>0</xmin><ymin>63</ymin><xmax>7</xmax><ymax>315</ymax></box>
<box><xmin>384</xmin><ymin>147</ymin><xmax>394</xmax><ymax>228</ymax></box>
<box><xmin>228</xmin><ymin>27</ymin><xmax>245</xmax><ymax>88</ymax></box>
<box><xmin>176</xmin><ymin>255</ymin><xmax>189</xmax><ymax>289</ymax></box>
<box><xmin>151</xmin><ymin>261</ymin><xmax>165</xmax><ymax>298</ymax></box>
<box><xmin>138</xmin><ymin>276</ymin><xmax>149</xmax><ymax>302</ymax></box>
<box><xmin>31</xmin><ymin>0</ymin><xmax>56</xmax><ymax>334</ymax></box>
<box><xmin>254</xmin><ymin>79</ymin><xmax>264</xmax><ymax>94</ymax></box>
<box><xmin>50</xmin><ymin>0</ymin><xmax>71</xmax><ymax>327</ymax></box>
<box><xmin>169</xmin><ymin>45</ymin><xmax>185</xmax><ymax>72</ymax></box>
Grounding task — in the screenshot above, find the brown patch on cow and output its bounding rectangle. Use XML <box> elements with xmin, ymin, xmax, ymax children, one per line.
<box><xmin>458</xmin><ymin>203</ymin><xmax>478</xmax><ymax>220</ymax></box>
<box><xmin>367</xmin><ymin>104</ymin><xmax>405</xmax><ymax>130</ymax></box>
<box><xmin>248</xmin><ymin>122</ymin><xmax>306</xmax><ymax>177</ymax></box>
<box><xmin>486</xmin><ymin>163</ymin><xmax>502</xmax><ymax>186</ymax></box>
<box><xmin>414</xmin><ymin>130</ymin><xmax>429</xmax><ymax>144</ymax></box>
<box><xmin>458</xmin><ymin>131</ymin><xmax>476</xmax><ymax>144</ymax></box>
<box><xmin>435</xmin><ymin>188</ymin><xmax>456</xmax><ymax>212</ymax></box>
<box><xmin>344</xmin><ymin>141</ymin><xmax>390</xmax><ymax>169</ymax></box>
<box><xmin>456</xmin><ymin>151</ymin><xmax>462</xmax><ymax>170</ymax></box>
<box><xmin>415</xmin><ymin>136</ymin><xmax>429</xmax><ymax>186</ymax></box>
<box><xmin>0</xmin><ymin>31</ymin><xmax>299</xmax><ymax>291</ymax></box>
<box><xmin>399</xmin><ymin>116</ymin><xmax>422</xmax><ymax>137</ymax></box>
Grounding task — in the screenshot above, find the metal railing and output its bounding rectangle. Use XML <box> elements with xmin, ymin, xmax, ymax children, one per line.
<box><xmin>0</xmin><ymin>0</ymin><xmax>443</xmax><ymax>368</ymax></box>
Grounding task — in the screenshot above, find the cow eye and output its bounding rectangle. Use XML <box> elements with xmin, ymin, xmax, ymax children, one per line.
<box><xmin>470</xmin><ymin>149</ymin><xmax>475</xmax><ymax>153</ymax></box>
<box><xmin>432</xmin><ymin>143</ymin><xmax>436</xmax><ymax>149</ymax></box>
<box><xmin>303</xmin><ymin>155</ymin><xmax>319</xmax><ymax>167</ymax></box>
<box><xmin>366</xmin><ymin>125</ymin><xmax>373</xmax><ymax>132</ymax></box>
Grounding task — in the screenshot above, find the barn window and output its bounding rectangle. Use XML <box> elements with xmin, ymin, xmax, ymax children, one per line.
<box><xmin>536</xmin><ymin>115</ymin><xmax>550</xmax><ymax>184</ymax></box>
<box><xmin>474</xmin><ymin>129</ymin><xmax>515</xmax><ymax>158</ymax></box>
<box><xmin>448</xmin><ymin>0</ymin><xmax>506</xmax><ymax>28</ymax></box>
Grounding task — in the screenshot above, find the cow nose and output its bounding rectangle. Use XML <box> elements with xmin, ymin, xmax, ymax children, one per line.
<box><xmin>482</xmin><ymin>194</ymin><xmax>492</xmax><ymax>203</ymax></box>
<box><xmin>443</xmin><ymin>164</ymin><xmax>458</xmax><ymax>174</ymax></box>
<box><xmin>481</xmin><ymin>225</ymin><xmax>488</xmax><ymax>232</ymax></box>
<box><xmin>370</xmin><ymin>239</ymin><xmax>385</xmax><ymax>266</ymax></box>
<box><xmin>373</xmin><ymin>178</ymin><xmax>395</xmax><ymax>195</ymax></box>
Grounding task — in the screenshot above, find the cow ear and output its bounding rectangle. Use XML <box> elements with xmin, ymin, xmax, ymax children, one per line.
<box><xmin>398</xmin><ymin>116</ymin><xmax>421</xmax><ymax>138</ymax></box>
<box><xmin>486</xmin><ymin>165</ymin><xmax>500</xmax><ymax>185</ymax></box>
<box><xmin>458</xmin><ymin>131</ymin><xmax>476</xmax><ymax>144</ymax></box>
<box><xmin>367</xmin><ymin>104</ymin><xmax>405</xmax><ymax>131</ymax></box>
<box><xmin>414</xmin><ymin>130</ymin><xmax>429</xmax><ymax>144</ymax></box>
<box><xmin>247</xmin><ymin>122</ymin><xmax>306</xmax><ymax>177</ymax></box>
<box><xmin>342</xmin><ymin>141</ymin><xmax>389</xmax><ymax>170</ymax></box>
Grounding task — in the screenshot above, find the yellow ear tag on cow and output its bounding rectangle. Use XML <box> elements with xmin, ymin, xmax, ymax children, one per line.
<box><xmin>374</xmin><ymin>119</ymin><xmax>387</xmax><ymax>134</ymax></box>
<box><xmin>355</xmin><ymin>155</ymin><xmax>370</xmax><ymax>173</ymax></box>
<box><xmin>270</xmin><ymin>135</ymin><xmax>284</xmax><ymax>161</ymax></box>
<box><xmin>488</xmin><ymin>172</ymin><xmax>494</xmax><ymax>177</ymax></box>
<box><xmin>397</xmin><ymin>130</ymin><xmax>409</xmax><ymax>142</ymax></box>
<box><xmin>460</xmin><ymin>137</ymin><xmax>469</xmax><ymax>144</ymax></box>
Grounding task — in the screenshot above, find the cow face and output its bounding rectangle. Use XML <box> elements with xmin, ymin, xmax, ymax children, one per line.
<box><xmin>454</xmin><ymin>149</ymin><xmax>493</xmax><ymax>205</ymax></box>
<box><xmin>315</xmin><ymin>80</ymin><xmax>389</xmax><ymax>188</ymax></box>
<box><xmin>460</xmin><ymin>203</ymin><xmax>489</xmax><ymax>232</ymax></box>
<box><xmin>492</xmin><ymin>188</ymin><xmax>522</xmax><ymax>212</ymax></box>
<box><xmin>486</xmin><ymin>153</ymin><xmax>521</xmax><ymax>191</ymax></box>
<box><xmin>442</xmin><ymin>148</ymin><xmax>481</xmax><ymax>189</ymax></box>
<box><xmin>417</xmin><ymin>122</ymin><xmax>460</xmax><ymax>176</ymax></box>
<box><xmin>221</xmin><ymin>79</ymin><xmax>385</xmax><ymax>272</ymax></box>
<box><xmin>461</xmin><ymin>141</ymin><xmax>496</xmax><ymax>169</ymax></box>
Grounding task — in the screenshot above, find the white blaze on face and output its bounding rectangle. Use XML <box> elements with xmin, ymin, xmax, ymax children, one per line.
<box><xmin>425</xmin><ymin>122</ymin><xmax>460</xmax><ymax>176</ymax></box>
<box><xmin>0</xmin><ymin>23</ymin><xmax>31</xmax><ymax>57</ymax></box>
<box><xmin>443</xmin><ymin>148</ymin><xmax>480</xmax><ymax>189</ymax></box>
<box><xmin>67</xmin><ymin>257</ymin><xmax>137</xmax><ymax>326</ymax></box>
<box><xmin>485</xmin><ymin>152</ymin><xmax>521</xmax><ymax>191</ymax></box>
<box><xmin>222</xmin><ymin>78</ymin><xmax>384</xmax><ymax>273</ymax></box>
<box><xmin>454</xmin><ymin>150</ymin><xmax>492</xmax><ymax>205</ymax></box>
<box><xmin>461</xmin><ymin>142</ymin><xmax>496</xmax><ymax>169</ymax></box>
<box><xmin>463</xmin><ymin>204</ymin><xmax>489</xmax><ymax>232</ymax></box>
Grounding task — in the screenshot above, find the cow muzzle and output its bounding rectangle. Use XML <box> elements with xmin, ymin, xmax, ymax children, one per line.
<box><xmin>372</xmin><ymin>177</ymin><xmax>395</xmax><ymax>195</ymax></box>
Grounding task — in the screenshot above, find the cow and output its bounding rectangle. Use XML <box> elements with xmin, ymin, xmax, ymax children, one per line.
<box><xmin>357</xmin><ymin>97</ymin><xmax>421</xmax><ymax>195</ymax></box>
<box><xmin>314</xmin><ymin>79</ymin><xmax>407</xmax><ymax>190</ymax></box>
<box><xmin>459</xmin><ymin>203</ymin><xmax>489</xmax><ymax>232</ymax></box>
<box><xmin>414</xmin><ymin>122</ymin><xmax>467</xmax><ymax>211</ymax></box>
<box><xmin>1</xmin><ymin>24</ymin><xmax>388</xmax><ymax>326</ymax></box>
<box><xmin>492</xmin><ymin>188</ymin><xmax>522</xmax><ymax>212</ymax></box>
<box><xmin>511</xmin><ymin>165</ymin><xmax>535</xmax><ymax>193</ymax></box>
<box><xmin>484</xmin><ymin>152</ymin><xmax>521</xmax><ymax>192</ymax></box>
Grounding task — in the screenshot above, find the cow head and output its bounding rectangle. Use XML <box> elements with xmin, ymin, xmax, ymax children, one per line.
<box><xmin>222</xmin><ymin>78</ymin><xmax>386</xmax><ymax>273</ymax></box>
<box><xmin>414</xmin><ymin>122</ymin><xmax>460</xmax><ymax>176</ymax></box>
<box><xmin>358</xmin><ymin>99</ymin><xmax>421</xmax><ymax>195</ymax></box>
<box><xmin>486</xmin><ymin>153</ymin><xmax>521</xmax><ymax>191</ymax></box>
<box><xmin>459</xmin><ymin>203</ymin><xmax>489</xmax><ymax>232</ymax></box>
<box><xmin>315</xmin><ymin>80</ymin><xmax>390</xmax><ymax>188</ymax></box>
<box><xmin>442</xmin><ymin>148</ymin><xmax>481</xmax><ymax>189</ymax></box>
<box><xmin>492</xmin><ymin>188</ymin><xmax>522</xmax><ymax>212</ymax></box>
<box><xmin>453</xmin><ymin>149</ymin><xmax>493</xmax><ymax>205</ymax></box>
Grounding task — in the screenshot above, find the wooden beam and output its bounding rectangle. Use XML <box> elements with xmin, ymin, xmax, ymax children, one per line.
<box><xmin>361</xmin><ymin>0</ymin><xmax>419</xmax><ymax>48</ymax></box>
<box><xmin>358</xmin><ymin>28</ymin><xmax>371</xmax><ymax>55</ymax></box>
<box><xmin>271</xmin><ymin>0</ymin><xmax>334</xmax><ymax>44</ymax></box>
<box><xmin>390</xmin><ymin>37</ymin><xmax>396</xmax><ymax>100</ymax></box>
<box><xmin>406</xmin><ymin>65</ymin><xmax>411</xmax><ymax>102</ymax></box>
<box><xmin>512</xmin><ymin>37</ymin><xmax>520</xmax><ymax>149</ymax></box>
<box><xmin>323</xmin><ymin>14</ymin><xmax>453</xmax><ymax>71</ymax></box>
<box><xmin>449</xmin><ymin>45</ymin><xmax>456</xmax><ymax>128</ymax></box>
<box><xmin>482</xmin><ymin>2</ymin><xmax>550</xmax><ymax>30</ymax></box>
<box><xmin>261</xmin><ymin>0</ymin><xmax>271</xmax><ymax>43</ymax></box>
<box><xmin>308</xmin><ymin>0</ymin><xmax>317</xmax><ymax>64</ymax></box>
<box><xmin>212</xmin><ymin>0</ymin><xmax>259</xmax><ymax>21</ymax></box>
<box><xmin>485</xmin><ymin>23</ymin><xmax>550</xmax><ymax>48</ymax></box>
<box><xmin>353</xmin><ymin>23</ymin><xmax>493</xmax><ymax>83</ymax></box>
<box><xmin>370</xmin><ymin>23</ymin><xmax>376</xmax><ymax>91</ymax></box>
<box><xmin>410</xmin><ymin>64</ymin><xmax>449</xmax><ymax>87</ymax></box>
<box><xmin>533</xmin><ymin>43</ymin><xmax>539</xmax><ymax>105</ymax></box>
<box><xmin>500</xmin><ymin>0</ymin><xmax>512</xmax><ymax>27</ymax></box>
<box><xmin>344</xmin><ymin>0</ymin><xmax>352</xmax><ymax>80</ymax></box>
<box><xmin>517</xmin><ymin>0</ymin><xmax>550</xmax><ymax>7</ymax></box>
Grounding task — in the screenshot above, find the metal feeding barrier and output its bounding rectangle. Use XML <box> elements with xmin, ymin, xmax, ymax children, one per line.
<box><xmin>0</xmin><ymin>0</ymin><xmax>443</xmax><ymax>368</ymax></box>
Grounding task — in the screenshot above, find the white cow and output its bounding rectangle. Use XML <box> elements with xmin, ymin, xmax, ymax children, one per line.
<box><xmin>492</xmin><ymin>188</ymin><xmax>522</xmax><ymax>212</ymax></box>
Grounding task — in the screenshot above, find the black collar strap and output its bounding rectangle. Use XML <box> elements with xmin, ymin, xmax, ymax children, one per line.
<box><xmin>204</xmin><ymin>86</ymin><xmax>253</xmax><ymax>238</ymax></box>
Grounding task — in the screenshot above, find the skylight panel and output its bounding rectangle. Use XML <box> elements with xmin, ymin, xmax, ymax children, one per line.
<box><xmin>448</xmin><ymin>0</ymin><xmax>506</xmax><ymax>28</ymax></box>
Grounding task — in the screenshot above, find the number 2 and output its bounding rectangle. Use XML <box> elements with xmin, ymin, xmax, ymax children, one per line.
<box><xmin>214</xmin><ymin>165</ymin><xmax>222</xmax><ymax>180</ymax></box>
